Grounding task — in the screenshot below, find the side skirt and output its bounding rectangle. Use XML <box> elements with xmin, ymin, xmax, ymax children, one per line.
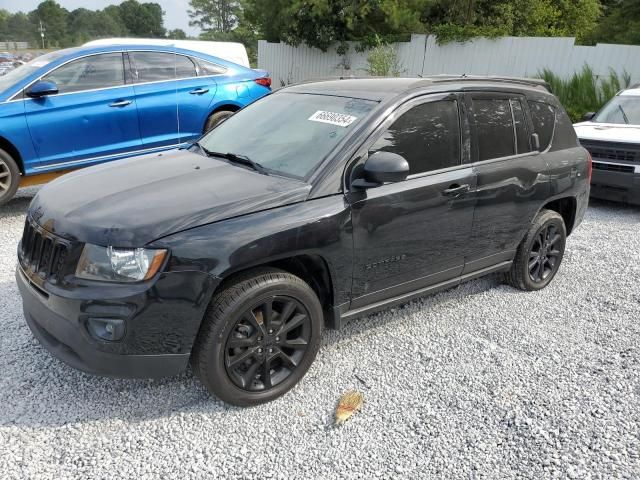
<box><xmin>331</xmin><ymin>261</ymin><xmax>512</xmax><ymax>328</ymax></box>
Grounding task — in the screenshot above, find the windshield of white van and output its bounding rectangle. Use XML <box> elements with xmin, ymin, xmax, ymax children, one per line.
<box><xmin>594</xmin><ymin>96</ymin><xmax>640</xmax><ymax>125</ymax></box>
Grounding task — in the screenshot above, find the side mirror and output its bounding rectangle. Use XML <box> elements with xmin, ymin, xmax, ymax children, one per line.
<box><xmin>26</xmin><ymin>80</ymin><xmax>58</xmax><ymax>98</ymax></box>
<box><xmin>530</xmin><ymin>133</ymin><xmax>540</xmax><ymax>151</ymax></box>
<box><xmin>352</xmin><ymin>151</ymin><xmax>410</xmax><ymax>188</ymax></box>
<box><xmin>582</xmin><ymin>112</ymin><xmax>596</xmax><ymax>122</ymax></box>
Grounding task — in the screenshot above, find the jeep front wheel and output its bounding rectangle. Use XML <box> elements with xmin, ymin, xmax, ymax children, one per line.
<box><xmin>192</xmin><ymin>268</ymin><xmax>323</xmax><ymax>406</ymax></box>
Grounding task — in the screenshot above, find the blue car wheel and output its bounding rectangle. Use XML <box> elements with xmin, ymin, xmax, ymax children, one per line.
<box><xmin>0</xmin><ymin>149</ymin><xmax>20</xmax><ymax>206</ymax></box>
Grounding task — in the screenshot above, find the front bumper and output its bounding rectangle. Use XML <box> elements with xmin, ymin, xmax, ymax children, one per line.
<box><xmin>590</xmin><ymin>164</ymin><xmax>640</xmax><ymax>206</ymax></box>
<box><xmin>17</xmin><ymin>266</ymin><xmax>217</xmax><ymax>378</ymax></box>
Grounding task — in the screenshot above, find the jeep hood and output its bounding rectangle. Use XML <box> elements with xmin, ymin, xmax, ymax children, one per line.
<box><xmin>28</xmin><ymin>149</ymin><xmax>311</xmax><ymax>247</ymax></box>
<box><xmin>574</xmin><ymin>122</ymin><xmax>640</xmax><ymax>144</ymax></box>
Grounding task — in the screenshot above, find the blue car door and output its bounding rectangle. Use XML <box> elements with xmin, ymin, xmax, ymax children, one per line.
<box><xmin>130</xmin><ymin>50</ymin><xmax>214</xmax><ymax>148</ymax></box>
<box><xmin>175</xmin><ymin>56</ymin><xmax>220</xmax><ymax>142</ymax></box>
<box><xmin>24</xmin><ymin>52</ymin><xmax>141</xmax><ymax>168</ymax></box>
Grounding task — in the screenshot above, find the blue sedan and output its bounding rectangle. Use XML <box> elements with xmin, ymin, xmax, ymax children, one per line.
<box><xmin>0</xmin><ymin>44</ymin><xmax>271</xmax><ymax>205</ymax></box>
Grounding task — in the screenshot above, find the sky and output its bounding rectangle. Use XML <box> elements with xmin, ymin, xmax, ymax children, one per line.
<box><xmin>0</xmin><ymin>0</ymin><xmax>201</xmax><ymax>36</ymax></box>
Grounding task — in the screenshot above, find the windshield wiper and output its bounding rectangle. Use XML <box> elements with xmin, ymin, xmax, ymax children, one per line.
<box><xmin>618</xmin><ymin>104</ymin><xmax>630</xmax><ymax>124</ymax></box>
<box><xmin>194</xmin><ymin>143</ymin><xmax>268</xmax><ymax>175</ymax></box>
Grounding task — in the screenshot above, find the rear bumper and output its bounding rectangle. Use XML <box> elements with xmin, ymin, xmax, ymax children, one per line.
<box><xmin>590</xmin><ymin>166</ymin><xmax>640</xmax><ymax>206</ymax></box>
<box><xmin>17</xmin><ymin>266</ymin><xmax>217</xmax><ymax>378</ymax></box>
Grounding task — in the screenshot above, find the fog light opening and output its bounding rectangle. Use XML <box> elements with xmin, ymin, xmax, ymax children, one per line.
<box><xmin>87</xmin><ymin>318</ymin><xmax>125</xmax><ymax>342</ymax></box>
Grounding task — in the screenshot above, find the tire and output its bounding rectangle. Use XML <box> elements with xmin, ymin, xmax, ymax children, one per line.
<box><xmin>0</xmin><ymin>149</ymin><xmax>20</xmax><ymax>207</ymax></box>
<box><xmin>192</xmin><ymin>268</ymin><xmax>323</xmax><ymax>406</ymax></box>
<box><xmin>204</xmin><ymin>110</ymin><xmax>235</xmax><ymax>133</ymax></box>
<box><xmin>505</xmin><ymin>209</ymin><xmax>567</xmax><ymax>291</ymax></box>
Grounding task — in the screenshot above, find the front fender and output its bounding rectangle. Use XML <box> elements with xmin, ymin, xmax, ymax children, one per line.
<box><xmin>151</xmin><ymin>195</ymin><xmax>353</xmax><ymax>307</ymax></box>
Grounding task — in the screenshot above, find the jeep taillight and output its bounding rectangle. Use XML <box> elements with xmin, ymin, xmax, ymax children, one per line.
<box><xmin>255</xmin><ymin>77</ymin><xmax>272</xmax><ymax>88</ymax></box>
<box><xmin>587</xmin><ymin>151</ymin><xmax>593</xmax><ymax>182</ymax></box>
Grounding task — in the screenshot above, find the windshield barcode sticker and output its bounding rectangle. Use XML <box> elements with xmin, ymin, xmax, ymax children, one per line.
<box><xmin>308</xmin><ymin>111</ymin><xmax>357</xmax><ymax>127</ymax></box>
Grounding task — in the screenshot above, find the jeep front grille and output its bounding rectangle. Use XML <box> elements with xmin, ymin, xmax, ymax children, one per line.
<box><xmin>19</xmin><ymin>217</ymin><xmax>70</xmax><ymax>283</ymax></box>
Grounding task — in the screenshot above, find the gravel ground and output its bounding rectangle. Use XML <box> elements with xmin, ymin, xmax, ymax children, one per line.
<box><xmin>1</xmin><ymin>188</ymin><xmax>639</xmax><ymax>479</ymax></box>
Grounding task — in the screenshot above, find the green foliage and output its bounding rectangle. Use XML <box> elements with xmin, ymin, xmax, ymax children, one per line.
<box><xmin>242</xmin><ymin>0</ymin><xmax>428</xmax><ymax>52</ymax></box>
<box><xmin>426</xmin><ymin>0</ymin><xmax>601</xmax><ymax>44</ymax></box>
<box><xmin>189</xmin><ymin>0</ymin><xmax>239</xmax><ymax>33</ymax></box>
<box><xmin>540</xmin><ymin>65</ymin><xmax>631</xmax><ymax>121</ymax></box>
<box><xmin>365</xmin><ymin>42</ymin><xmax>404</xmax><ymax>76</ymax></box>
<box><xmin>587</xmin><ymin>0</ymin><xmax>640</xmax><ymax>45</ymax></box>
<box><xmin>0</xmin><ymin>0</ymin><xmax>166</xmax><ymax>48</ymax></box>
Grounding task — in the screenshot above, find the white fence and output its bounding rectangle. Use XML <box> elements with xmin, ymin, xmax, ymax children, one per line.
<box><xmin>0</xmin><ymin>42</ymin><xmax>30</xmax><ymax>50</ymax></box>
<box><xmin>258</xmin><ymin>34</ymin><xmax>640</xmax><ymax>87</ymax></box>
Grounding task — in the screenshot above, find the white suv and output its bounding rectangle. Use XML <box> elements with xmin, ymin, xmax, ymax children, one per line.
<box><xmin>574</xmin><ymin>86</ymin><xmax>640</xmax><ymax>206</ymax></box>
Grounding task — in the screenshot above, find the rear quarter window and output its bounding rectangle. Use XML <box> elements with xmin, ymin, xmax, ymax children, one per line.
<box><xmin>551</xmin><ymin>106</ymin><xmax>580</xmax><ymax>150</ymax></box>
<box><xmin>528</xmin><ymin>101</ymin><xmax>555</xmax><ymax>150</ymax></box>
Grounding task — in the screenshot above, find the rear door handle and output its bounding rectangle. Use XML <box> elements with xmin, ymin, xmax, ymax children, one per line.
<box><xmin>442</xmin><ymin>184</ymin><xmax>470</xmax><ymax>196</ymax></box>
<box><xmin>189</xmin><ymin>88</ymin><xmax>209</xmax><ymax>95</ymax></box>
<box><xmin>109</xmin><ymin>100</ymin><xmax>132</xmax><ymax>107</ymax></box>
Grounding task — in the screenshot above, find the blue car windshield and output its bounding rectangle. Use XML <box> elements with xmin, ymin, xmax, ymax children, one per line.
<box><xmin>198</xmin><ymin>92</ymin><xmax>378</xmax><ymax>179</ymax></box>
<box><xmin>0</xmin><ymin>50</ymin><xmax>69</xmax><ymax>95</ymax></box>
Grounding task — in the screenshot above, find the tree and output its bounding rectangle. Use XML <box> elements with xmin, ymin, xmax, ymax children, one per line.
<box><xmin>424</xmin><ymin>0</ymin><xmax>601</xmax><ymax>43</ymax></box>
<box><xmin>29</xmin><ymin>0</ymin><xmax>69</xmax><ymax>47</ymax></box>
<box><xmin>189</xmin><ymin>0</ymin><xmax>239</xmax><ymax>33</ymax></box>
<box><xmin>118</xmin><ymin>0</ymin><xmax>165</xmax><ymax>37</ymax></box>
<box><xmin>167</xmin><ymin>28</ymin><xmax>188</xmax><ymax>39</ymax></box>
<box><xmin>588</xmin><ymin>0</ymin><xmax>640</xmax><ymax>45</ymax></box>
<box><xmin>242</xmin><ymin>0</ymin><xmax>430</xmax><ymax>52</ymax></box>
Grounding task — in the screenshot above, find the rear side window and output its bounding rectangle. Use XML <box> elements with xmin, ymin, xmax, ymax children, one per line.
<box><xmin>131</xmin><ymin>52</ymin><xmax>197</xmax><ymax>82</ymax></box>
<box><xmin>196</xmin><ymin>59</ymin><xmax>227</xmax><ymax>76</ymax></box>
<box><xmin>472</xmin><ymin>99</ymin><xmax>515</xmax><ymax>160</ymax></box>
<box><xmin>370</xmin><ymin>100</ymin><xmax>461</xmax><ymax>175</ymax></box>
<box><xmin>528</xmin><ymin>101</ymin><xmax>555</xmax><ymax>150</ymax></box>
<box><xmin>43</xmin><ymin>53</ymin><xmax>124</xmax><ymax>93</ymax></box>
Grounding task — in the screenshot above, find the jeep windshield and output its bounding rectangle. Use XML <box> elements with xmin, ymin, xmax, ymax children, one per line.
<box><xmin>593</xmin><ymin>95</ymin><xmax>640</xmax><ymax>125</ymax></box>
<box><xmin>197</xmin><ymin>92</ymin><xmax>378</xmax><ymax>179</ymax></box>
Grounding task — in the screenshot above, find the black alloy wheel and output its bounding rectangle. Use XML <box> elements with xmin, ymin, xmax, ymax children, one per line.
<box><xmin>225</xmin><ymin>296</ymin><xmax>312</xmax><ymax>392</ymax></box>
<box><xmin>528</xmin><ymin>223</ymin><xmax>563</xmax><ymax>283</ymax></box>
<box><xmin>192</xmin><ymin>268</ymin><xmax>323</xmax><ymax>406</ymax></box>
<box><xmin>505</xmin><ymin>209</ymin><xmax>567</xmax><ymax>291</ymax></box>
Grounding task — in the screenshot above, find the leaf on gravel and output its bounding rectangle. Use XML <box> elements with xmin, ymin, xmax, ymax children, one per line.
<box><xmin>335</xmin><ymin>390</ymin><xmax>364</xmax><ymax>425</ymax></box>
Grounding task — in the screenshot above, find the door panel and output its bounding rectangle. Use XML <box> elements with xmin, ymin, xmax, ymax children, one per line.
<box><xmin>350</xmin><ymin>168</ymin><xmax>477</xmax><ymax>308</ymax></box>
<box><xmin>25</xmin><ymin>52</ymin><xmax>141</xmax><ymax>167</ymax></box>
<box><xmin>176</xmin><ymin>75</ymin><xmax>218</xmax><ymax>142</ymax></box>
<box><xmin>464</xmin><ymin>93</ymin><xmax>550</xmax><ymax>271</ymax></box>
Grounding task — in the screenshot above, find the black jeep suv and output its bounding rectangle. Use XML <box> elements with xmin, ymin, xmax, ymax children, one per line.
<box><xmin>17</xmin><ymin>77</ymin><xmax>590</xmax><ymax>406</ymax></box>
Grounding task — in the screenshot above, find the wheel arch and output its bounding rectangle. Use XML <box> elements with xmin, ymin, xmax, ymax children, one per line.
<box><xmin>540</xmin><ymin>196</ymin><xmax>577</xmax><ymax>236</ymax></box>
<box><xmin>214</xmin><ymin>253</ymin><xmax>338</xmax><ymax>329</ymax></box>
<box><xmin>0</xmin><ymin>135</ymin><xmax>24</xmax><ymax>174</ymax></box>
<box><xmin>202</xmin><ymin>102</ymin><xmax>242</xmax><ymax>132</ymax></box>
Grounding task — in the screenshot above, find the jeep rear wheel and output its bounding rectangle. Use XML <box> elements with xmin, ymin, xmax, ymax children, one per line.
<box><xmin>0</xmin><ymin>149</ymin><xmax>20</xmax><ymax>206</ymax></box>
<box><xmin>192</xmin><ymin>268</ymin><xmax>323</xmax><ymax>406</ymax></box>
<box><xmin>505</xmin><ymin>209</ymin><xmax>567</xmax><ymax>291</ymax></box>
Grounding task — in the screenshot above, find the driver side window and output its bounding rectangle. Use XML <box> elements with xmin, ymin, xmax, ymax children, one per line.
<box><xmin>370</xmin><ymin>100</ymin><xmax>461</xmax><ymax>175</ymax></box>
<box><xmin>42</xmin><ymin>53</ymin><xmax>125</xmax><ymax>94</ymax></box>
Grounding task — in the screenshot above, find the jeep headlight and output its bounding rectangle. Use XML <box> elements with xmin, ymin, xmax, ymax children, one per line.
<box><xmin>76</xmin><ymin>244</ymin><xmax>167</xmax><ymax>282</ymax></box>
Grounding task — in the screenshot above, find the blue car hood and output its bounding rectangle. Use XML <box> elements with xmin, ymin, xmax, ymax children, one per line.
<box><xmin>28</xmin><ymin>149</ymin><xmax>311</xmax><ymax>247</ymax></box>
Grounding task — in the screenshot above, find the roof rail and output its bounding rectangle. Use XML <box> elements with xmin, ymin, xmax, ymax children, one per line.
<box><xmin>428</xmin><ymin>74</ymin><xmax>553</xmax><ymax>93</ymax></box>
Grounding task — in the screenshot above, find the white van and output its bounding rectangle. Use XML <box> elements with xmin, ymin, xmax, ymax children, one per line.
<box><xmin>574</xmin><ymin>85</ymin><xmax>640</xmax><ymax>205</ymax></box>
<box><xmin>83</xmin><ymin>38</ymin><xmax>250</xmax><ymax>68</ymax></box>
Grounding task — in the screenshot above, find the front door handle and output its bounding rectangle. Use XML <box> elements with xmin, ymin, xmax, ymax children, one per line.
<box><xmin>189</xmin><ymin>88</ymin><xmax>209</xmax><ymax>95</ymax></box>
<box><xmin>442</xmin><ymin>184</ymin><xmax>470</xmax><ymax>196</ymax></box>
<box><xmin>109</xmin><ymin>100</ymin><xmax>132</xmax><ymax>107</ymax></box>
